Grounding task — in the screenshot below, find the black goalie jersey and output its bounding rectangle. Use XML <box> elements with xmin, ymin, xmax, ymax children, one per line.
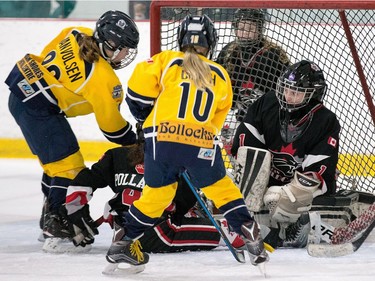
<box><xmin>231</xmin><ymin>91</ymin><xmax>340</xmax><ymax>195</ymax></box>
<box><xmin>67</xmin><ymin>146</ymin><xmax>222</xmax><ymax>252</ymax></box>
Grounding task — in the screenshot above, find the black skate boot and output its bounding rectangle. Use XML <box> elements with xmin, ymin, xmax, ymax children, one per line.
<box><xmin>42</xmin><ymin>210</ymin><xmax>81</xmax><ymax>253</ymax></box>
<box><xmin>282</xmin><ymin>212</ymin><xmax>310</xmax><ymax>248</ymax></box>
<box><xmin>241</xmin><ymin>221</ymin><xmax>269</xmax><ymax>265</ymax></box>
<box><xmin>43</xmin><ymin>210</ymin><xmax>72</xmax><ymax>239</ymax></box>
<box><xmin>38</xmin><ymin>198</ymin><xmax>49</xmax><ymax>242</ymax></box>
<box><xmin>106</xmin><ymin>239</ymin><xmax>149</xmax><ymax>266</ymax></box>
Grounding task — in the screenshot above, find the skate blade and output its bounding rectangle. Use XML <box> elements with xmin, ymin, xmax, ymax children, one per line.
<box><xmin>42</xmin><ymin>238</ymin><xmax>92</xmax><ymax>253</ymax></box>
<box><xmin>102</xmin><ymin>262</ymin><xmax>145</xmax><ymax>275</ymax></box>
<box><xmin>257</xmin><ymin>262</ymin><xmax>267</xmax><ymax>278</ymax></box>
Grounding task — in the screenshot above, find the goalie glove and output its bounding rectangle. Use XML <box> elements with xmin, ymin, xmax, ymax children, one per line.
<box><xmin>263</xmin><ymin>171</ymin><xmax>321</xmax><ymax>223</ymax></box>
<box><xmin>62</xmin><ymin>204</ymin><xmax>99</xmax><ymax>247</ymax></box>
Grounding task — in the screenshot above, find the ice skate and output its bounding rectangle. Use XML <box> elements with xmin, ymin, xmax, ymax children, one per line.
<box><xmin>42</xmin><ymin>211</ymin><xmax>91</xmax><ymax>253</ymax></box>
<box><xmin>241</xmin><ymin>221</ymin><xmax>269</xmax><ymax>266</ymax></box>
<box><xmin>106</xmin><ymin>239</ymin><xmax>149</xmax><ymax>266</ymax></box>
<box><xmin>282</xmin><ymin>212</ymin><xmax>310</xmax><ymax>248</ymax></box>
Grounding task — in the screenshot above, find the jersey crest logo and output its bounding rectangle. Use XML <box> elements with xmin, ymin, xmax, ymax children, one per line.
<box><xmin>135</xmin><ymin>164</ymin><xmax>144</xmax><ymax>174</ymax></box>
<box><xmin>112</xmin><ymin>85</ymin><xmax>123</xmax><ymax>99</ymax></box>
<box><xmin>271</xmin><ymin>150</ymin><xmax>299</xmax><ymax>178</ymax></box>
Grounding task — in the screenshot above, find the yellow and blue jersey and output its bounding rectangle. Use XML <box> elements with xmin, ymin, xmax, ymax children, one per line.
<box><xmin>6</xmin><ymin>26</ymin><xmax>132</xmax><ymax>145</ymax></box>
<box><xmin>126</xmin><ymin>50</ymin><xmax>233</xmax><ymax>148</ymax></box>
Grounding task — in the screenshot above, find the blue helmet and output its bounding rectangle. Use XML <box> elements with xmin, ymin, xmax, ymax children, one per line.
<box><xmin>177</xmin><ymin>14</ymin><xmax>218</xmax><ymax>59</ymax></box>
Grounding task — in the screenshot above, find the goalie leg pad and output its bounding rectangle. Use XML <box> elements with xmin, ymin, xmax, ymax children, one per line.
<box><xmin>234</xmin><ymin>146</ymin><xmax>271</xmax><ymax>212</ymax></box>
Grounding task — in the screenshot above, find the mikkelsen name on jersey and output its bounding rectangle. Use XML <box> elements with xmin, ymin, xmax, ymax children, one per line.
<box><xmin>158</xmin><ymin>121</ymin><xmax>214</xmax><ymax>148</ymax></box>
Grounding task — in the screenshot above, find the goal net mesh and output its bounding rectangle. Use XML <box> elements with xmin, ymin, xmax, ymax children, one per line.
<box><xmin>150</xmin><ymin>2</ymin><xmax>375</xmax><ymax>194</ymax></box>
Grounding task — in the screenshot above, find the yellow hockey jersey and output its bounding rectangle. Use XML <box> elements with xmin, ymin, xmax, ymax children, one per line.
<box><xmin>126</xmin><ymin>50</ymin><xmax>233</xmax><ymax>148</ymax></box>
<box><xmin>6</xmin><ymin>26</ymin><xmax>132</xmax><ymax>144</ymax></box>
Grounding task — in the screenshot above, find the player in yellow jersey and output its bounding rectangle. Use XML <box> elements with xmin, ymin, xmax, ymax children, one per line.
<box><xmin>5</xmin><ymin>10</ymin><xmax>139</xmax><ymax>249</ymax></box>
<box><xmin>105</xmin><ymin>15</ymin><xmax>269</xmax><ymax>270</ymax></box>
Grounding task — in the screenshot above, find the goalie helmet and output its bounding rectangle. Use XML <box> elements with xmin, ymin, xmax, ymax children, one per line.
<box><xmin>276</xmin><ymin>60</ymin><xmax>327</xmax><ymax>112</ymax></box>
<box><xmin>177</xmin><ymin>14</ymin><xmax>218</xmax><ymax>59</ymax></box>
<box><xmin>232</xmin><ymin>8</ymin><xmax>268</xmax><ymax>46</ymax></box>
<box><xmin>94</xmin><ymin>10</ymin><xmax>139</xmax><ymax>69</ymax></box>
<box><xmin>277</xmin><ymin>60</ymin><xmax>327</xmax><ymax>142</ymax></box>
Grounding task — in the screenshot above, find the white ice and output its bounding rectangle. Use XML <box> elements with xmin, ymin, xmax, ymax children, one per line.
<box><xmin>0</xmin><ymin>18</ymin><xmax>374</xmax><ymax>281</ymax></box>
<box><xmin>0</xmin><ymin>158</ymin><xmax>374</xmax><ymax>281</ymax></box>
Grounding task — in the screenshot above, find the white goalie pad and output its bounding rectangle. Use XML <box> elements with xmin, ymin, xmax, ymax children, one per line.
<box><xmin>234</xmin><ymin>146</ymin><xmax>271</xmax><ymax>212</ymax></box>
<box><xmin>102</xmin><ymin>262</ymin><xmax>145</xmax><ymax>275</ymax></box>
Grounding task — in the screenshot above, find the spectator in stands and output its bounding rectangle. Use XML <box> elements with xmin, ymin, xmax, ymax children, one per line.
<box><xmin>231</xmin><ymin>60</ymin><xmax>340</xmax><ymax>249</ymax></box>
<box><xmin>129</xmin><ymin>0</ymin><xmax>150</xmax><ymax>20</ymax></box>
<box><xmin>216</xmin><ymin>8</ymin><xmax>291</xmax><ymax>121</ymax></box>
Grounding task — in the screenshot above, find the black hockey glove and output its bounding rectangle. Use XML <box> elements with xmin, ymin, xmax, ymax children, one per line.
<box><xmin>235</xmin><ymin>88</ymin><xmax>264</xmax><ymax>121</ymax></box>
<box><xmin>62</xmin><ymin>204</ymin><xmax>99</xmax><ymax>247</ymax></box>
<box><xmin>121</xmin><ymin>128</ymin><xmax>137</xmax><ymax>146</ymax></box>
<box><xmin>136</xmin><ymin>122</ymin><xmax>145</xmax><ymax>143</ymax></box>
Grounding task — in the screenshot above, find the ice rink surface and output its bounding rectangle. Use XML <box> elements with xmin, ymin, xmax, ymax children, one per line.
<box><xmin>0</xmin><ymin>158</ymin><xmax>374</xmax><ymax>281</ymax></box>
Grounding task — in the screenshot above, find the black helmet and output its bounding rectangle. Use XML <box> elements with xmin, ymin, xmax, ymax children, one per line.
<box><xmin>276</xmin><ymin>60</ymin><xmax>327</xmax><ymax>111</ymax></box>
<box><xmin>177</xmin><ymin>14</ymin><xmax>218</xmax><ymax>59</ymax></box>
<box><xmin>94</xmin><ymin>10</ymin><xmax>139</xmax><ymax>69</ymax></box>
<box><xmin>232</xmin><ymin>9</ymin><xmax>268</xmax><ymax>46</ymax></box>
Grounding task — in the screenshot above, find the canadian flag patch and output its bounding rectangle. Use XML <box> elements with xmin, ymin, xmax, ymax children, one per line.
<box><xmin>328</xmin><ymin>137</ymin><xmax>337</xmax><ymax>148</ymax></box>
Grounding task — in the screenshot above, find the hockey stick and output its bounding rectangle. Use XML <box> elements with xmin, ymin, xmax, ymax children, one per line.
<box><xmin>308</xmin><ymin>203</ymin><xmax>375</xmax><ymax>257</ymax></box>
<box><xmin>307</xmin><ymin>219</ymin><xmax>375</xmax><ymax>257</ymax></box>
<box><xmin>181</xmin><ymin>171</ymin><xmax>246</xmax><ymax>263</ymax></box>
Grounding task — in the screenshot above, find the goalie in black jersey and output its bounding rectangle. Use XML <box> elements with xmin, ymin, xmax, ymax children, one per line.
<box><xmin>231</xmin><ymin>60</ymin><xmax>341</xmax><ymax>249</ymax></box>
<box><xmin>61</xmin><ymin>132</ymin><xmax>245</xmax><ymax>255</ymax></box>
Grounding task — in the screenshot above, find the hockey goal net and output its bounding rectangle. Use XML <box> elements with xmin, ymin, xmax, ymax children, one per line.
<box><xmin>149</xmin><ymin>0</ymin><xmax>375</xmax><ymax>194</ymax></box>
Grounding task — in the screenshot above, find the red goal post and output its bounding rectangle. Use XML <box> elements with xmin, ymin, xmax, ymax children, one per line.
<box><xmin>149</xmin><ymin>0</ymin><xmax>375</xmax><ymax>193</ymax></box>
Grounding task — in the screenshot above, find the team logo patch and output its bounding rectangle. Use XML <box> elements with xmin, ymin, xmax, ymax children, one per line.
<box><xmin>328</xmin><ymin>136</ymin><xmax>337</xmax><ymax>148</ymax></box>
<box><xmin>112</xmin><ymin>85</ymin><xmax>123</xmax><ymax>99</ymax></box>
<box><xmin>17</xmin><ymin>79</ymin><xmax>35</xmax><ymax>97</ymax></box>
<box><xmin>135</xmin><ymin>164</ymin><xmax>144</xmax><ymax>174</ymax></box>
<box><xmin>198</xmin><ymin>148</ymin><xmax>214</xmax><ymax>160</ymax></box>
<box><xmin>116</xmin><ymin>19</ymin><xmax>127</xmax><ymax>29</ymax></box>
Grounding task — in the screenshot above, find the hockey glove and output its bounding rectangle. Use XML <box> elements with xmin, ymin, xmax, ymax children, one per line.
<box><xmin>263</xmin><ymin>171</ymin><xmax>320</xmax><ymax>223</ymax></box>
<box><xmin>62</xmin><ymin>204</ymin><xmax>99</xmax><ymax>247</ymax></box>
